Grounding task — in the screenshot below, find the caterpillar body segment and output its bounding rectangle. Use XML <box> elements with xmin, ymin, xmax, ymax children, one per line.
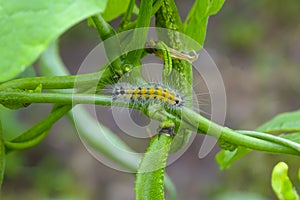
<box><xmin>112</xmin><ymin>83</ymin><xmax>185</xmax><ymax>108</ymax></box>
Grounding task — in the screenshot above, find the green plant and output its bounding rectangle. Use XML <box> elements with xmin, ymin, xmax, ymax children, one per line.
<box><xmin>0</xmin><ymin>0</ymin><xmax>299</xmax><ymax>199</ymax></box>
<box><xmin>272</xmin><ymin>162</ymin><xmax>299</xmax><ymax>200</ymax></box>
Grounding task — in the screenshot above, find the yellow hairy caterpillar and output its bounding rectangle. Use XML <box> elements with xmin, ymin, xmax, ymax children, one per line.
<box><xmin>112</xmin><ymin>83</ymin><xmax>185</xmax><ymax>108</ymax></box>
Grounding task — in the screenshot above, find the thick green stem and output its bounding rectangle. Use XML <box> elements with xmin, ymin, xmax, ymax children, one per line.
<box><xmin>181</xmin><ymin>108</ymin><xmax>300</xmax><ymax>155</ymax></box>
<box><xmin>91</xmin><ymin>14</ymin><xmax>125</xmax><ymax>76</ymax></box>
<box><xmin>135</xmin><ymin>134</ymin><xmax>172</xmax><ymax>200</ymax></box>
<box><xmin>155</xmin><ymin>0</ymin><xmax>193</xmax><ymax>152</ymax></box>
<box><xmin>39</xmin><ymin>41</ymin><xmax>178</xmax><ymax>200</ymax></box>
<box><xmin>0</xmin><ymin>91</ymin><xmax>112</xmax><ymax>106</ymax></box>
<box><xmin>0</xmin><ymin>72</ymin><xmax>103</xmax><ymax>90</ymax></box>
<box><xmin>1</xmin><ymin>89</ymin><xmax>299</xmax><ymax>155</ymax></box>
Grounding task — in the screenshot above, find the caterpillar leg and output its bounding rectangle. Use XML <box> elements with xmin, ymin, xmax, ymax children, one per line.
<box><xmin>157</xmin><ymin>126</ymin><xmax>175</xmax><ymax>138</ymax></box>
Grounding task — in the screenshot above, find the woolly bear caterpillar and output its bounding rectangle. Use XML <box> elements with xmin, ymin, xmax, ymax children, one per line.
<box><xmin>112</xmin><ymin>82</ymin><xmax>186</xmax><ymax>109</ymax></box>
<box><xmin>103</xmin><ymin>61</ymin><xmax>210</xmax><ymax>139</ymax></box>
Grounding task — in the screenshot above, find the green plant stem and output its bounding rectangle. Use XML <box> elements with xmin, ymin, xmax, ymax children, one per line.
<box><xmin>181</xmin><ymin>107</ymin><xmax>300</xmax><ymax>155</ymax></box>
<box><xmin>4</xmin><ymin>105</ymin><xmax>71</xmax><ymax>152</ymax></box>
<box><xmin>0</xmin><ymin>91</ymin><xmax>112</xmax><ymax>106</ymax></box>
<box><xmin>119</xmin><ymin>0</ymin><xmax>164</xmax><ymax>32</ymax></box>
<box><xmin>123</xmin><ymin>0</ymin><xmax>162</xmax><ymax>24</ymax></box>
<box><xmin>91</xmin><ymin>14</ymin><xmax>116</xmax><ymax>41</ymax></box>
<box><xmin>124</xmin><ymin>0</ymin><xmax>153</xmax><ymax>66</ymax></box>
<box><xmin>0</xmin><ymin>72</ymin><xmax>103</xmax><ymax>90</ymax></box>
<box><xmin>120</xmin><ymin>0</ymin><xmax>135</xmax><ymax>24</ymax></box>
<box><xmin>74</xmin><ymin>104</ymin><xmax>177</xmax><ymax>199</ymax></box>
<box><xmin>155</xmin><ymin>0</ymin><xmax>193</xmax><ymax>152</ymax></box>
<box><xmin>39</xmin><ymin>41</ymin><xmax>178</xmax><ymax>200</ymax></box>
<box><xmin>118</xmin><ymin>0</ymin><xmax>136</xmax><ymax>31</ymax></box>
<box><xmin>1</xmin><ymin>89</ymin><xmax>300</xmax><ymax>155</ymax></box>
<box><xmin>152</xmin><ymin>0</ymin><xmax>164</xmax><ymax>15</ymax></box>
<box><xmin>237</xmin><ymin>130</ymin><xmax>300</xmax><ymax>152</ymax></box>
<box><xmin>135</xmin><ymin>134</ymin><xmax>172</xmax><ymax>200</ymax></box>
<box><xmin>91</xmin><ymin>14</ymin><xmax>125</xmax><ymax>76</ymax></box>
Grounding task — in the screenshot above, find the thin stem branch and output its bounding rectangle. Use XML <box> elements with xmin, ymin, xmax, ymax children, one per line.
<box><xmin>0</xmin><ymin>72</ymin><xmax>103</xmax><ymax>90</ymax></box>
<box><xmin>237</xmin><ymin>130</ymin><xmax>300</xmax><ymax>152</ymax></box>
<box><xmin>1</xmin><ymin>89</ymin><xmax>300</xmax><ymax>156</ymax></box>
<box><xmin>5</xmin><ymin>105</ymin><xmax>72</xmax><ymax>152</ymax></box>
<box><xmin>91</xmin><ymin>14</ymin><xmax>125</xmax><ymax>76</ymax></box>
<box><xmin>119</xmin><ymin>0</ymin><xmax>164</xmax><ymax>32</ymax></box>
<box><xmin>120</xmin><ymin>0</ymin><xmax>135</xmax><ymax>24</ymax></box>
<box><xmin>0</xmin><ymin>91</ymin><xmax>112</xmax><ymax>106</ymax></box>
<box><xmin>152</xmin><ymin>0</ymin><xmax>164</xmax><ymax>15</ymax></box>
<box><xmin>181</xmin><ymin>108</ymin><xmax>300</xmax><ymax>155</ymax></box>
<box><xmin>124</xmin><ymin>0</ymin><xmax>153</xmax><ymax>66</ymax></box>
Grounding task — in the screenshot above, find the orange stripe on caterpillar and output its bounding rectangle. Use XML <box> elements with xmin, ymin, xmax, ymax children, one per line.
<box><xmin>112</xmin><ymin>83</ymin><xmax>185</xmax><ymax>108</ymax></box>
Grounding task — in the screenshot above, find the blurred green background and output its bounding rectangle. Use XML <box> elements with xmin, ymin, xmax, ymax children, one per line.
<box><xmin>1</xmin><ymin>0</ymin><xmax>300</xmax><ymax>199</ymax></box>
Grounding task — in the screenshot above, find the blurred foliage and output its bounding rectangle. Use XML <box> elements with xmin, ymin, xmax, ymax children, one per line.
<box><xmin>0</xmin><ymin>105</ymin><xmax>88</xmax><ymax>199</ymax></box>
<box><xmin>0</xmin><ymin>105</ymin><xmax>25</xmax><ymax>141</ymax></box>
<box><xmin>214</xmin><ymin>191</ymin><xmax>268</xmax><ymax>200</ymax></box>
<box><xmin>208</xmin><ymin>0</ymin><xmax>300</xmax><ymax>199</ymax></box>
<box><xmin>2</xmin><ymin>151</ymin><xmax>89</xmax><ymax>200</ymax></box>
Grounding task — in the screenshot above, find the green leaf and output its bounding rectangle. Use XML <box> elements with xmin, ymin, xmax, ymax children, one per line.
<box><xmin>207</xmin><ymin>0</ymin><xmax>226</xmax><ymax>16</ymax></box>
<box><xmin>216</xmin><ymin>110</ymin><xmax>300</xmax><ymax>169</ymax></box>
<box><xmin>183</xmin><ymin>0</ymin><xmax>225</xmax><ymax>47</ymax></box>
<box><xmin>0</xmin><ymin>120</ymin><xmax>5</xmax><ymax>188</ymax></box>
<box><xmin>271</xmin><ymin>162</ymin><xmax>299</xmax><ymax>200</ymax></box>
<box><xmin>215</xmin><ymin>147</ymin><xmax>250</xmax><ymax>170</ymax></box>
<box><xmin>257</xmin><ymin>110</ymin><xmax>300</xmax><ymax>133</ymax></box>
<box><xmin>101</xmin><ymin>0</ymin><xmax>130</xmax><ymax>21</ymax></box>
<box><xmin>17</xmin><ymin>66</ymin><xmax>36</xmax><ymax>78</ymax></box>
<box><xmin>0</xmin><ymin>0</ymin><xmax>108</xmax><ymax>82</ymax></box>
<box><xmin>135</xmin><ymin>135</ymin><xmax>172</xmax><ymax>200</ymax></box>
<box><xmin>281</xmin><ymin>132</ymin><xmax>300</xmax><ymax>144</ymax></box>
